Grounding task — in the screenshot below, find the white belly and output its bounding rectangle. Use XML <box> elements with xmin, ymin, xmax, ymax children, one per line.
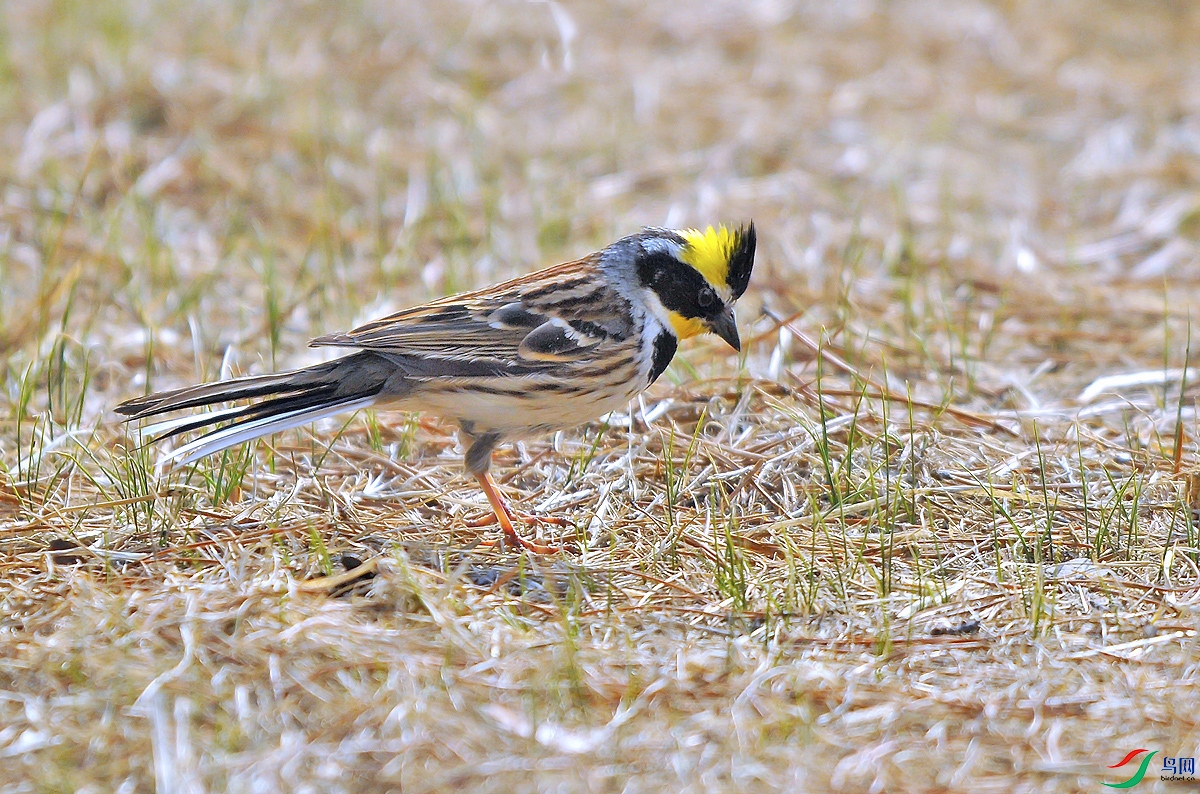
<box><xmin>401</xmin><ymin>377</ymin><xmax>642</xmax><ymax>437</ymax></box>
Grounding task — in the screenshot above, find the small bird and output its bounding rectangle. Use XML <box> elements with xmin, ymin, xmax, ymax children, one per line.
<box><xmin>117</xmin><ymin>223</ymin><xmax>756</xmax><ymax>552</ymax></box>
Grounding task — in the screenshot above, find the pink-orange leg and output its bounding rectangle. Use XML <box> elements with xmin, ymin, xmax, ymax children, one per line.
<box><xmin>472</xmin><ymin>472</ymin><xmax>571</xmax><ymax>554</ymax></box>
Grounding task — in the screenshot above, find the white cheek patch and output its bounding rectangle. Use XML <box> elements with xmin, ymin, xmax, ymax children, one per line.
<box><xmin>639</xmin><ymin>287</ymin><xmax>676</xmax><ymax>328</ymax></box>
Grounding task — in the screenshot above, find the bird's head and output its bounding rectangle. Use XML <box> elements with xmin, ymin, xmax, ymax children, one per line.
<box><xmin>633</xmin><ymin>222</ymin><xmax>756</xmax><ymax>351</ymax></box>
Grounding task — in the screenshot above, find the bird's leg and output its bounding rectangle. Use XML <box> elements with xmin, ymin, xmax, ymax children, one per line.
<box><xmin>472</xmin><ymin>471</ymin><xmax>565</xmax><ymax>554</ymax></box>
<box><xmin>463</xmin><ymin>430</ymin><xmax>568</xmax><ymax>554</ymax></box>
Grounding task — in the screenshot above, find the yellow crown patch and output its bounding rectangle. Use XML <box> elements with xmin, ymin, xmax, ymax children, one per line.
<box><xmin>678</xmin><ymin>225</ymin><xmax>739</xmax><ymax>294</ymax></box>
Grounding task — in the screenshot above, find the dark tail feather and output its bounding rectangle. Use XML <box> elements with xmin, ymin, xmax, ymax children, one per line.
<box><xmin>116</xmin><ymin>353</ymin><xmax>394</xmax><ymax>465</ymax></box>
<box><xmin>115</xmin><ymin>361</ymin><xmax>347</xmax><ymax>419</ymax></box>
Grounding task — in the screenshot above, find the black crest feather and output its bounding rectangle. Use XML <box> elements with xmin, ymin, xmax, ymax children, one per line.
<box><xmin>727</xmin><ymin>221</ymin><xmax>756</xmax><ymax>300</ymax></box>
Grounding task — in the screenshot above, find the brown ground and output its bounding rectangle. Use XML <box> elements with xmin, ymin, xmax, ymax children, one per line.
<box><xmin>2</xmin><ymin>1</ymin><xmax>1199</xmax><ymax>791</ymax></box>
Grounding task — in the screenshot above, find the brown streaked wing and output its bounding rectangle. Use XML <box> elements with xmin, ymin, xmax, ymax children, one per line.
<box><xmin>308</xmin><ymin>255</ymin><xmax>602</xmax><ymax>357</ymax></box>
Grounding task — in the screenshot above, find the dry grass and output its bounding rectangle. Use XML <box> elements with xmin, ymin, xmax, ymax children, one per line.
<box><xmin>2</xmin><ymin>1</ymin><xmax>1200</xmax><ymax>791</ymax></box>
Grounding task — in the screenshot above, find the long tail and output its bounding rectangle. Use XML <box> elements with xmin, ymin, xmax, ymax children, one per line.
<box><xmin>116</xmin><ymin>352</ymin><xmax>396</xmax><ymax>466</ymax></box>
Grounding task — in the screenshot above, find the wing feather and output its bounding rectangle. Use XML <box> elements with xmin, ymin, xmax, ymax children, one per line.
<box><xmin>518</xmin><ymin>319</ymin><xmax>602</xmax><ymax>362</ymax></box>
<box><xmin>306</xmin><ymin>254</ymin><xmax>635</xmax><ymax>377</ymax></box>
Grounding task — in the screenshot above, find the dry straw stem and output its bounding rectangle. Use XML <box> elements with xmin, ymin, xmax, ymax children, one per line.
<box><xmin>2</xmin><ymin>0</ymin><xmax>1200</xmax><ymax>791</ymax></box>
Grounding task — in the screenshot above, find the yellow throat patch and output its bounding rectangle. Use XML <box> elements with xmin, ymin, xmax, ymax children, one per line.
<box><xmin>668</xmin><ymin>313</ymin><xmax>707</xmax><ymax>339</ymax></box>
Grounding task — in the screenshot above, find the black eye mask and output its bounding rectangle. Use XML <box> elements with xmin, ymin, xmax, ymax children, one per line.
<box><xmin>636</xmin><ymin>251</ymin><xmax>724</xmax><ymax>321</ymax></box>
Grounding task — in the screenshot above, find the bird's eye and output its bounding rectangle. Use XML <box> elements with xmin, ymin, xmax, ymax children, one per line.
<box><xmin>698</xmin><ymin>288</ymin><xmax>715</xmax><ymax>308</ymax></box>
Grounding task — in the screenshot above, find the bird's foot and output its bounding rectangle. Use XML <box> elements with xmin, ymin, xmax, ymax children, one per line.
<box><xmin>464</xmin><ymin>510</ymin><xmax>570</xmax><ymax>529</ymax></box>
<box><xmin>468</xmin><ymin>510</ymin><xmax>576</xmax><ymax>554</ymax></box>
<box><xmin>470</xmin><ymin>471</ymin><xmax>576</xmax><ymax>554</ymax></box>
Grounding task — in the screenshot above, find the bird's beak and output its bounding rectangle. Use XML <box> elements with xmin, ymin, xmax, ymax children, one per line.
<box><xmin>707</xmin><ymin>306</ymin><xmax>741</xmax><ymax>352</ymax></box>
